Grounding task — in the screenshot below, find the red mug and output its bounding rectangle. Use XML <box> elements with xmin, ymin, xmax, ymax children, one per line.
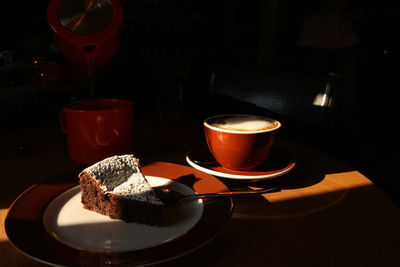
<box><xmin>204</xmin><ymin>114</ymin><xmax>281</xmax><ymax>171</ymax></box>
<box><xmin>60</xmin><ymin>98</ymin><xmax>133</xmax><ymax>165</ymax></box>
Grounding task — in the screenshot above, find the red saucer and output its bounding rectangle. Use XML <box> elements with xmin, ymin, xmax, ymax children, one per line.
<box><xmin>186</xmin><ymin>148</ymin><xmax>296</xmax><ymax>181</ymax></box>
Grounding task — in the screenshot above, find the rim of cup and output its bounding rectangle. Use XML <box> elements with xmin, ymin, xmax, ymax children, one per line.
<box><xmin>203</xmin><ymin>114</ymin><xmax>281</xmax><ymax>134</ymax></box>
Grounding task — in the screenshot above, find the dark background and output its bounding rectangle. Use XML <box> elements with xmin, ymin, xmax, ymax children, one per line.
<box><xmin>1</xmin><ymin>0</ymin><xmax>399</xmax><ymax>119</ymax></box>
<box><xmin>1</xmin><ymin>0</ymin><xmax>400</xmax><ymax>203</ymax></box>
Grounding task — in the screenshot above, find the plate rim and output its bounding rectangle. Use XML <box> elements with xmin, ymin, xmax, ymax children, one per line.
<box><xmin>5</xmin><ymin>162</ymin><xmax>233</xmax><ymax>267</ymax></box>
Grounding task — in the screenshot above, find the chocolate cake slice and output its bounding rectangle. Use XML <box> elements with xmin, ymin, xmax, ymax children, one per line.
<box><xmin>78</xmin><ymin>155</ymin><xmax>164</xmax><ymax>225</ymax></box>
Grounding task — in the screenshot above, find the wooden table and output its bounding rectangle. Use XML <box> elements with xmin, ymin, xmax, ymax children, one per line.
<box><xmin>1</xmin><ymin>122</ymin><xmax>399</xmax><ymax>267</ymax></box>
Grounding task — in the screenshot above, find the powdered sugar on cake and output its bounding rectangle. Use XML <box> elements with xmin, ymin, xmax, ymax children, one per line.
<box><xmin>112</xmin><ymin>172</ymin><xmax>162</xmax><ymax>204</ymax></box>
<box><xmin>80</xmin><ymin>155</ymin><xmax>163</xmax><ymax>205</ymax></box>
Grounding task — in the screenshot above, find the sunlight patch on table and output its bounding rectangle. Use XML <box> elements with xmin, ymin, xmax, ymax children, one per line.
<box><xmin>264</xmin><ymin>171</ymin><xmax>372</xmax><ymax>203</ymax></box>
<box><xmin>0</xmin><ymin>209</ymin><xmax>8</xmax><ymax>242</ymax></box>
<box><xmin>233</xmin><ymin>171</ymin><xmax>374</xmax><ymax>219</ymax></box>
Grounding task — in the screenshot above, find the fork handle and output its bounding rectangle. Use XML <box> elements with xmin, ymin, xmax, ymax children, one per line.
<box><xmin>188</xmin><ymin>186</ymin><xmax>280</xmax><ymax>199</ymax></box>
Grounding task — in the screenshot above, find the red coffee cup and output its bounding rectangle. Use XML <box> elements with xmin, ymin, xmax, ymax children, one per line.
<box><xmin>204</xmin><ymin>114</ymin><xmax>281</xmax><ymax>171</ymax></box>
<box><xmin>60</xmin><ymin>98</ymin><xmax>133</xmax><ymax>165</ymax></box>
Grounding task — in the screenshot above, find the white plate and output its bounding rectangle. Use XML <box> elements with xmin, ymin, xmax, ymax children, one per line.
<box><xmin>43</xmin><ymin>176</ymin><xmax>203</xmax><ymax>252</ymax></box>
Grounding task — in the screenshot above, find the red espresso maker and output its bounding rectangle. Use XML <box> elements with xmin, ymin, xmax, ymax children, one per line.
<box><xmin>47</xmin><ymin>0</ymin><xmax>123</xmax><ymax>69</ymax></box>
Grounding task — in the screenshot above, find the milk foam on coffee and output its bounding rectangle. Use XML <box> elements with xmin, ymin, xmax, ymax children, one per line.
<box><xmin>211</xmin><ymin>116</ymin><xmax>278</xmax><ymax>131</ymax></box>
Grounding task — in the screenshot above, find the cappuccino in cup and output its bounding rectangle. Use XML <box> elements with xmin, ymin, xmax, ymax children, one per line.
<box><xmin>204</xmin><ymin>114</ymin><xmax>281</xmax><ymax>171</ymax></box>
<box><xmin>206</xmin><ymin>114</ymin><xmax>280</xmax><ymax>133</ymax></box>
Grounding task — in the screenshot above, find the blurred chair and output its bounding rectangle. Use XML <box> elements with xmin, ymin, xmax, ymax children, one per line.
<box><xmin>205</xmin><ymin>68</ymin><xmax>343</xmax><ymax>153</ymax></box>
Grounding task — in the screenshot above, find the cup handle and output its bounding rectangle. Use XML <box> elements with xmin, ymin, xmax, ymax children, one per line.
<box><xmin>59</xmin><ymin>108</ymin><xmax>67</xmax><ymax>133</ymax></box>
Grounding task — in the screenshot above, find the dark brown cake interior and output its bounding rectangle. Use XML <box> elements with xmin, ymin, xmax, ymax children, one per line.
<box><xmin>78</xmin><ymin>155</ymin><xmax>164</xmax><ymax>225</ymax></box>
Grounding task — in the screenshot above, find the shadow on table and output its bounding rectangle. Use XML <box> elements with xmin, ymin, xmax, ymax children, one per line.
<box><xmin>158</xmin><ymin>181</ymin><xmax>400</xmax><ymax>267</ymax></box>
<box><xmin>220</xmin><ymin>152</ymin><xmax>352</xmax><ymax>192</ymax></box>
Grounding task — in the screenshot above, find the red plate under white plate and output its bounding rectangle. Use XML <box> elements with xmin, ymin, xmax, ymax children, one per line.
<box><xmin>5</xmin><ymin>162</ymin><xmax>233</xmax><ymax>267</ymax></box>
